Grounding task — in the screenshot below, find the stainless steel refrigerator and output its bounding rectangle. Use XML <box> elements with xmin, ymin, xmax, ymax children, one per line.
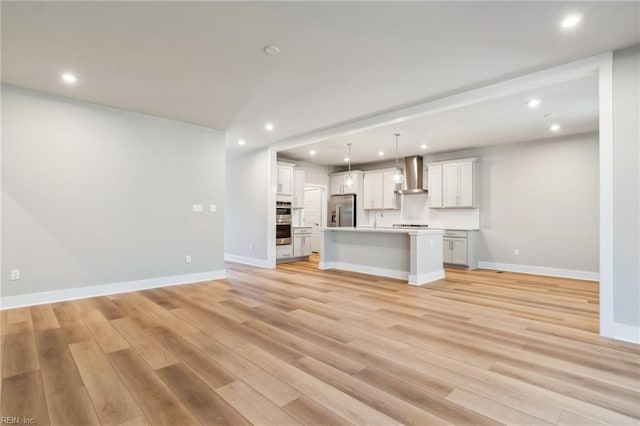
<box><xmin>328</xmin><ymin>194</ymin><xmax>356</xmax><ymax>227</ymax></box>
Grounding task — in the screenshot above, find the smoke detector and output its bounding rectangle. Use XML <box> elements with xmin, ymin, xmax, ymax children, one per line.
<box><xmin>263</xmin><ymin>45</ymin><xmax>280</xmax><ymax>56</ymax></box>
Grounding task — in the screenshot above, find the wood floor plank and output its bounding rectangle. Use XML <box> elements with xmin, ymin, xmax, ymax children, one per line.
<box><xmin>236</xmin><ymin>343</ymin><xmax>402</xmax><ymax>425</ymax></box>
<box><xmin>69</xmin><ymin>340</ymin><xmax>143</xmax><ymax>426</ymax></box>
<box><xmin>216</xmin><ymin>380</ymin><xmax>300</xmax><ymax>425</ymax></box>
<box><xmin>293</xmin><ymin>355</ymin><xmax>452</xmax><ymax>425</ymax></box>
<box><xmin>111</xmin><ymin>317</ymin><xmax>178</xmax><ymax>370</ymax></box>
<box><xmin>47</xmin><ymin>386</ymin><xmax>101</xmax><ymax>426</ymax></box>
<box><xmin>35</xmin><ymin>328</ymin><xmax>84</xmax><ymax>397</ymax></box>
<box><xmin>183</xmin><ymin>331</ymin><xmax>301</xmax><ymax>407</ymax></box>
<box><xmin>30</xmin><ymin>305</ymin><xmax>60</xmax><ymax>331</ymax></box>
<box><xmin>108</xmin><ymin>348</ymin><xmax>200</xmax><ymax>426</ymax></box>
<box><xmin>147</xmin><ymin>326</ymin><xmax>237</xmax><ymax>390</ymax></box>
<box><xmin>80</xmin><ymin>309</ymin><xmax>130</xmax><ymax>353</ymax></box>
<box><xmin>2</xmin><ymin>331</ymin><xmax>39</xmax><ymax>378</ymax></box>
<box><xmin>283</xmin><ymin>395</ymin><xmax>352</xmax><ymax>426</ymax></box>
<box><xmin>116</xmin><ymin>415</ymin><xmax>151</xmax><ymax>426</ymax></box>
<box><xmin>446</xmin><ymin>388</ymin><xmax>553</xmax><ymax>425</ymax></box>
<box><xmin>0</xmin><ymin>370</ymin><xmax>49</xmax><ymax>425</ymax></box>
<box><xmin>156</xmin><ymin>363</ymin><xmax>251</xmax><ymax>426</ymax></box>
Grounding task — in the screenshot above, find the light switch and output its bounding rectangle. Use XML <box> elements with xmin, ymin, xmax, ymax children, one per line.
<box><xmin>209</xmin><ymin>204</ymin><xmax>217</xmax><ymax>212</ymax></box>
<box><xmin>192</xmin><ymin>204</ymin><xmax>203</xmax><ymax>213</ymax></box>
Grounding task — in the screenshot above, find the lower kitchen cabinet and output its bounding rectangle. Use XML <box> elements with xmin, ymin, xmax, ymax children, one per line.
<box><xmin>443</xmin><ymin>230</ymin><xmax>478</xmax><ymax>269</ymax></box>
<box><xmin>293</xmin><ymin>227</ymin><xmax>312</xmax><ymax>258</ymax></box>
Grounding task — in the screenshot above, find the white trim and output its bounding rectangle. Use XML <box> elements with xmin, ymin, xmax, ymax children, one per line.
<box><xmin>0</xmin><ymin>270</ymin><xmax>226</xmax><ymax>310</ymax></box>
<box><xmin>224</xmin><ymin>253</ymin><xmax>270</xmax><ymax>268</ymax></box>
<box><xmin>408</xmin><ymin>270</ymin><xmax>446</xmax><ymax>286</ymax></box>
<box><xmin>607</xmin><ymin>322</ymin><xmax>640</xmax><ymax>345</ymax></box>
<box><xmin>598</xmin><ymin>52</ymin><xmax>616</xmax><ymax>340</ymax></box>
<box><xmin>319</xmin><ymin>261</ymin><xmax>407</xmax><ymax>281</ymax></box>
<box><xmin>267</xmin><ymin>148</ymin><xmax>277</xmax><ymax>269</ymax></box>
<box><xmin>478</xmin><ymin>261</ymin><xmax>599</xmax><ymax>282</ymax></box>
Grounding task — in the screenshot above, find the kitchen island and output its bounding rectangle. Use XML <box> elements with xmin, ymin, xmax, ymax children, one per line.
<box><xmin>320</xmin><ymin>227</ymin><xmax>445</xmax><ymax>285</ymax></box>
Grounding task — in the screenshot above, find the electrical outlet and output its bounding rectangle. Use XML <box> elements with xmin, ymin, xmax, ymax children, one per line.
<box><xmin>209</xmin><ymin>204</ymin><xmax>217</xmax><ymax>212</ymax></box>
<box><xmin>192</xmin><ymin>204</ymin><xmax>203</xmax><ymax>213</ymax></box>
<box><xmin>185</xmin><ymin>255</ymin><xmax>192</xmax><ymax>264</ymax></box>
<box><xmin>513</xmin><ymin>249</ymin><xmax>520</xmax><ymax>256</ymax></box>
<box><xmin>10</xmin><ymin>269</ymin><xmax>21</xmax><ymax>280</ymax></box>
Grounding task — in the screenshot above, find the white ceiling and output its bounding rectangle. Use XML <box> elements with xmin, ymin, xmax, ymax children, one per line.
<box><xmin>2</xmin><ymin>2</ymin><xmax>638</xmax><ymax>155</ymax></box>
<box><xmin>279</xmin><ymin>74</ymin><xmax>599</xmax><ymax>166</ymax></box>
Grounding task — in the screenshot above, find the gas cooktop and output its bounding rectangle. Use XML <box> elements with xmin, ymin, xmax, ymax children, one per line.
<box><xmin>392</xmin><ymin>224</ymin><xmax>429</xmax><ymax>228</ymax></box>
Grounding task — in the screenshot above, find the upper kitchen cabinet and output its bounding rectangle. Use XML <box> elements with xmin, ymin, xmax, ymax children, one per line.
<box><xmin>427</xmin><ymin>164</ymin><xmax>443</xmax><ymax>208</ymax></box>
<box><xmin>428</xmin><ymin>158</ymin><xmax>478</xmax><ymax>208</ymax></box>
<box><xmin>330</xmin><ymin>171</ymin><xmax>363</xmax><ymax>195</ymax></box>
<box><xmin>363</xmin><ymin>169</ymin><xmax>400</xmax><ymax>210</ymax></box>
<box><xmin>277</xmin><ymin>163</ymin><xmax>294</xmax><ymax>196</ymax></box>
<box><xmin>292</xmin><ymin>169</ymin><xmax>306</xmax><ymax>208</ymax></box>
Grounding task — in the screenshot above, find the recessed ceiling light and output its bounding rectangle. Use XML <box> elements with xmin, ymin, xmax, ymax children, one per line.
<box><xmin>61</xmin><ymin>72</ymin><xmax>78</xmax><ymax>84</ymax></box>
<box><xmin>344</xmin><ymin>157</ymin><xmax>349</xmax><ymax>162</ymax></box>
<box><xmin>421</xmin><ymin>144</ymin><xmax>428</xmax><ymax>150</ymax></box>
<box><xmin>237</xmin><ymin>139</ymin><xmax>246</xmax><ymax>146</ymax></box>
<box><xmin>544</xmin><ymin>112</ymin><xmax>557</xmax><ymax>118</ymax></box>
<box><xmin>263</xmin><ymin>45</ymin><xmax>280</xmax><ymax>56</ymax></box>
<box><xmin>527</xmin><ymin>99</ymin><xmax>541</xmax><ymax>108</ymax></box>
<box><xmin>309</xmin><ymin>150</ymin><xmax>316</xmax><ymax>156</ymax></box>
<box><xmin>378</xmin><ymin>151</ymin><xmax>384</xmax><ymax>156</ymax></box>
<box><xmin>560</xmin><ymin>14</ymin><xmax>582</xmax><ymax>29</ymax></box>
<box><xmin>265</xmin><ymin>123</ymin><xmax>274</xmax><ymax>131</ymax></box>
<box><xmin>550</xmin><ymin>124</ymin><xmax>561</xmax><ymax>132</ymax></box>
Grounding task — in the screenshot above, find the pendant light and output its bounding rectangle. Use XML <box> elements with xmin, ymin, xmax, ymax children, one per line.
<box><xmin>393</xmin><ymin>133</ymin><xmax>404</xmax><ymax>184</ymax></box>
<box><xmin>345</xmin><ymin>143</ymin><xmax>354</xmax><ymax>187</ymax></box>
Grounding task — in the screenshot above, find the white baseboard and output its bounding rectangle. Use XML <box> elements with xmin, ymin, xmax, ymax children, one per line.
<box><xmin>408</xmin><ymin>270</ymin><xmax>446</xmax><ymax>286</ymax></box>
<box><xmin>477</xmin><ymin>261</ymin><xmax>599</xmax><ymax>282</ymax></box>
<box><xmin>0</xmin><ymin>270</ymin><xmax>226</xmax><ymax>310</ymax></box>
<box><xmin>319</xmin><ymin>261</ymin><xmax>408</xmax><ymax>281</ymax></box>
<box><xmin>602</xmin><ymin>321</ymin><xmax>640</xmax><ymax>344</ymax></box>
<box><xmin>224</xmin><ymin>253</ymin><xmax>270</xmax><ymax>268</ymax></box>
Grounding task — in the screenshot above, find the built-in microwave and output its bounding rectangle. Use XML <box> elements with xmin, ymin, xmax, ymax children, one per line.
<box><xmin>276</xmin><ymin>201</ymin><xmax>292</xmax><ymax>224</ymax></box>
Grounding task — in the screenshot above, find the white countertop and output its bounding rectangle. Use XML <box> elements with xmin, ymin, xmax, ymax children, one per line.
<box><xmin>321</xmin><ymin>227</ymin><xmax>444</xmax><ymax>235</ymax></box>
<box><xmin>430</xmin><ymin>228</ymin><xmax>480</xmax><ymax>231</ymax></box>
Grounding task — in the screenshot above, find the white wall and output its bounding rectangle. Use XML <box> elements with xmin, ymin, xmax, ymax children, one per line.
<box><xmin>225</xmin><ymin>148</ymin><xmax>271</xmax><ymax>267</ymax></box>
<box><xmin>277</xmin><ymin>157</ymin><xmax>332</xmax><ymax>188</ymax></box>
<box><xmin>475</xmin><ymin>134</ymin><xmax>599</xmax><ymax>275</ymax></box>
<box><xmin>1</xmin><ymin>86</ymin><xmax>226</xmax><ymax>302</ymax></box>
<box><xmin>612</xmin><ymin>45</ymin><xmax>639</xmax><ymax>328</ymax></box>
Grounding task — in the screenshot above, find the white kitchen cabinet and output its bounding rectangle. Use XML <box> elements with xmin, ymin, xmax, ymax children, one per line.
<box><xmin>293</xmin><ymin>227</ymin><xmax>312</xmax><ymax>257</ymax></box>
<box><xmin>443</xmin><ymin>230</ymin><xmax>478</xmax><ymax>269</ymax></box>
<box><xmin>363</xmin><ymin>169</ymin><xmax>399</xmax><ymax>210</ymax></box>
<box><xmin>292</xmin><ymin>169</ymin><xmax>306</xmax><ymax>208</ymax></box>
<box><xmin>330</xmin><ymin>171</ymin><xmax>361</xmax><ymax>195</ymax></box>
<box><xmin>427</xmin><ymin>164</ymin><xmax>443</xmax><ymax>208</ymax></box>
<box><xmin>277</xmin><ymin>164</ymin><xmax>294</xmax><ymax>196</ymax></box>
<box><xmin>382</xmin><ymin>170</ymin><xmax>400</xmax><ymax>209</ymax></box>
<box><xmin>363</xmin><ymin>171</ymin><xmax>383</xmax><ymax>209</ymax></box>
<box><xmin>431</xmin><ymin>158</ymin><xmax>478</xmax><ymax>208</ymax></box>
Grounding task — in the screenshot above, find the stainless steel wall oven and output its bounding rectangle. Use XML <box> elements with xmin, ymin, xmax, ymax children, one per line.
<box><xmin>276</xmin><ymin>201</ymin><xmax>292</xmax><ymax>246</ymax></box>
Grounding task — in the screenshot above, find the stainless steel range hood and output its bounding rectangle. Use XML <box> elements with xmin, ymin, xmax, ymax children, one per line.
<box><xmin>394</xmin><ymin>155</ymin><xmax>428</xmax><ymax>194</ymax></box>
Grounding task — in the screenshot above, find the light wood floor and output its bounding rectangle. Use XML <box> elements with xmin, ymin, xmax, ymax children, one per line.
<box><xmin>2</xmin><ymin>255</ymin><xmax>639</xmax><ymax>425</ymax></box>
